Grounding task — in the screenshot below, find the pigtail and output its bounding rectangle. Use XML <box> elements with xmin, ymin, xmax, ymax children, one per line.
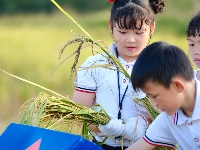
<box><xmin>149</xmin><ymin>0</ymin><xmax>165</xmax><ymax>14</ymax></box>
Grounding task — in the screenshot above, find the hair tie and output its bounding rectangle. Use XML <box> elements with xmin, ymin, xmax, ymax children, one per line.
<box><xmin>108</xmin><ymin>0</ymin><xmax>115</xmax><ymax>3</ymax></box>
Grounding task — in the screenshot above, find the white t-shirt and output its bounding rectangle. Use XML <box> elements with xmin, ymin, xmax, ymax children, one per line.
<box><xmin>74</xmin><ymin>43</ymin><xmax>149</xmax><ymax>147</ymax></box>
<box><xmin>143</xmin><ymin>79</ymin><xmax>200</xmax><ymax>150</ymax></box>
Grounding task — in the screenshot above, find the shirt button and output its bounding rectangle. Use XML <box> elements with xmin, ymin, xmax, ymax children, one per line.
<box><xmin>194</xmin><ymin>138</ymin><xmax>199</xmax><ymax>142</ymax></box>
<box><xmin>188</xmin><ymin>122</ymin><xmax>192</xmax><ymax>125</ymax></box>
<box><xmin>123</xmin><ymin>79</ymin><xmax>126</xmax><ymax>83</ymax></box>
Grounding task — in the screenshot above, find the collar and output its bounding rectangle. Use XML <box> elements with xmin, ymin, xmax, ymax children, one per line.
<box><xmin>174</xmin><ymin>79</ymin><xmax>200</xmax><ymax>125</ymax></box>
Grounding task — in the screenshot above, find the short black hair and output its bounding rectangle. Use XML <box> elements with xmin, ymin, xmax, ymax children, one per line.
<box><xmin>186</xmin><ymin>11</ymin><xmax>200</xmax><ymax>37</ymax></box>
<box><xmin>131</xmin><ymin>41</ymin><xmax>194</xmax><ymax>91</ymax></box>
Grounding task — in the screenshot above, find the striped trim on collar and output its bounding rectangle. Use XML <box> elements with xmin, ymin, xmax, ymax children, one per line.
<box><xmin>173</xmin><ymin>112</ymin><xmax>178</xmax><ymax>125</ymax></box>
<box><xmin>173</xmin><ymin>110</ymin><xmax>189</xmax><ymax>125</ymax></box>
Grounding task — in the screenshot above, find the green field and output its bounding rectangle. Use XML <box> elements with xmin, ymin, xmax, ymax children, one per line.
<box><xmin>0</xmin><ymin>0</ymin><xmax>199</xmax><ymax>134</ymax></box>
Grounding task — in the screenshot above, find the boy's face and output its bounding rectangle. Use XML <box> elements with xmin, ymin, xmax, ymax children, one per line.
<box><xmin>141</xmin><ymin>81</ymin><xmax>183</xmax><ymax>115</ymax></box>
<box><xmin>187</xmin><ymin>35</ymin><xmax>200</xmax><ymax>69</ymax></box>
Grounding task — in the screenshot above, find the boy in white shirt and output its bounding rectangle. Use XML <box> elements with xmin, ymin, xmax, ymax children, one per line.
<box><xmin>127</xmin><ymin>41</ymin><xmax>200</xmax><ymax>150</ymax></box>
<box><xmin>186</xmin><ymin>11</ymin><xmax>200</xmax><ymax>81</ymax></box>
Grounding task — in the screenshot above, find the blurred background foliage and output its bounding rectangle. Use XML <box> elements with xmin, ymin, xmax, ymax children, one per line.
<box><xmin>0</xmin><ymin>0</ymin><xmax>200</xmax><ymax>133</ymax></box>
<box><xmin>0</xmin><ymin>0</ymin><xmax>110</xmax><ymax>14</ymax></box>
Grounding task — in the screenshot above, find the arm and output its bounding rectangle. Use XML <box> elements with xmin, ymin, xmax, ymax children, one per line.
<box><xmin>122</xmin><ymin>116</ymin><xmax>148</xmax><ymax>142</ymax></box>
<box><xmin>73</xmin><ymin>88</ymin><xmax>125</xmax><ymax>135</ymax></box>
<box><xmin>126</xmin><ymin>138</ymin><xmax>155</xmax><ymax>150</ymax></box>
<box><xmin>73</xmin><ymin>90</ymin><xmax>95</xmax><ymax>107</ymax></box>
<box><xmin>129</xmin><ymin>113</ymin><xmax>177</xmax><ymax>149</ymax></box>
<box><xmin>72</xmin><ymin>90</ymin><xmax>100</xmax><ymax>132</ymax></box>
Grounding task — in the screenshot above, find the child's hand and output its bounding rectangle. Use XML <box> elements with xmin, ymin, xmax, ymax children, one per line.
<box><xmin>99</xmin><ymin>114</ymin><xmax>125</xmax><ymax>137</ymax></box>
<box><xmin>123</xmin><ymin>116</ymin><xmax>147</xmax><ymax>143</ymax></box>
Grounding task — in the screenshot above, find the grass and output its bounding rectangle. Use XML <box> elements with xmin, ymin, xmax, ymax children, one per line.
<box><xmin>0</xmin><ymin>0</ymin><xmax>198</xmax><ymax>134</ymax></box>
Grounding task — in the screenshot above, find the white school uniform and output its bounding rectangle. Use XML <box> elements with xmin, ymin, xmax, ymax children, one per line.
<box><xmin>74</xmin><ymin>43</ymin><xmax>149</xmax><ymax>147</ymax></box>
<box><xmin>143</xmin><ymin>79</ymin><xmax>200</xmax><ymax>150</ymax></box>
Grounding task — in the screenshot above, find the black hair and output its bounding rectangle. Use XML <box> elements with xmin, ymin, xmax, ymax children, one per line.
<box><xmin>110</xmin><ymin>0</ymin><xmax>165</xmax><ymax>30</ymax></box>
<box><xmin>131</xmin><ymin>41</ymin><xmax>194</xmax><ymax>90</ymax></box>
<box><xmin>186</xmin><ymin>11</ymin><xmax>200</xmax><ymax>37</ymax></box>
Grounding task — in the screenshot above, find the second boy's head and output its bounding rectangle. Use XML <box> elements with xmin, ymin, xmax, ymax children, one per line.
<box><xmin>186</xmin><ymin>11</ymin><xmax>200</xmax><ymax>69</ymax></box>
<box><xmin>131</xmin><ymin>41</ymin><xmax>194</xmax><ymax>115</ymax></box>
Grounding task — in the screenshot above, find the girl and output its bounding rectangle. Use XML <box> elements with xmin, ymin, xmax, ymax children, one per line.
<box><xmin>186</xmin><ymin>10</ymin><xmax>200</xmax><ymax>81</ymax></box>
<box><xmin>72</xmin><ymin>0</ymin><xmax>165</xmax><ymax>149</ymax></box>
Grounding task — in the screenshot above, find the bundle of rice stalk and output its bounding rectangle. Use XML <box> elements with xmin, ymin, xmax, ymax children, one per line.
<box><xmin>20</xmin><ymin>92</ymin><xmax>110</xmax><ymax>137</ymax></box>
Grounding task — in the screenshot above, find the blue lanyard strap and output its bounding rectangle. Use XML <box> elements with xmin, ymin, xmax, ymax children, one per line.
<box><xmin>116</xmin><ymin>49</ymin><xmax>129</xmax><ymax>119</ymax></box>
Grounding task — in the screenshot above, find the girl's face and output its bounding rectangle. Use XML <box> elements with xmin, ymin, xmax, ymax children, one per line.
<box><xmin>187</xmin><ymin>35</ymin><xmax>200</xmax><ymax>69</ymax></box>
<box><xmin>110</xmin><ymin>20</ymin><xmax>154</xmax><ymax>62</ymax></box>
